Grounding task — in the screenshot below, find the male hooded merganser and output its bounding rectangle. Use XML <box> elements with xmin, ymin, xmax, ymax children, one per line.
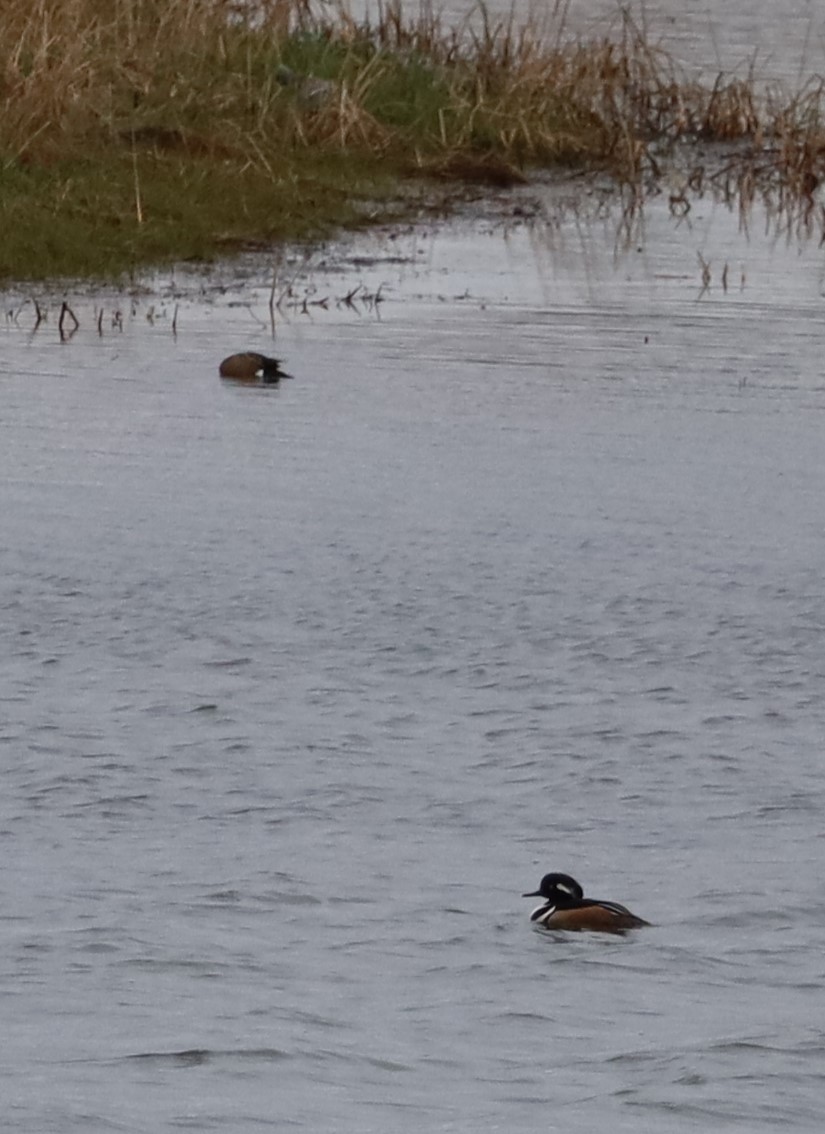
<box><xmin>219</xmin><ymin>352</ymin><xmax>293</xmax><ymax>383</ymax></box>
<box><xmin>523</xmin><ymin>872</ymin><xmax>649</xmax><ymax>934</ymax></box>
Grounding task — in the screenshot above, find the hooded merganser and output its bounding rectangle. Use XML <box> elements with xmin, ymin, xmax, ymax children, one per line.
<box><xmin>219</xmin><ymin>352</ymin><xmax>293</xmax><ymax>383</ymax></box>
<box><xmin>523</xmin><ymin>872</ymin><xmax>649</xmax><ymax>934</ymax></box>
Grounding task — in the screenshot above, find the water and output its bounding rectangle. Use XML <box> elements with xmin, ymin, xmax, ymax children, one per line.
<box><xmin>3</xmin><ymin>188</ymin><xmax>825</xmax><ymax>1131</ymax></box>
<box><xmin>392</xmin><ymin>0</ymin><xmax>825</xmax><ymax>83</ymax></box>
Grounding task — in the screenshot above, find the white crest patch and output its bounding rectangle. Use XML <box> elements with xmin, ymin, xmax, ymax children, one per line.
<box><xmin>556</xmin><ymin>882</ymin><xmax>574</xmax><ymax>895</ymax></box>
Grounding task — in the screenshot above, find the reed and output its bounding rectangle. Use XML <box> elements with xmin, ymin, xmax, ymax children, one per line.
<box><xmin>1</xmin><ymin>0</ymin><xmax>824</xmax><ymax>279</ymax></box>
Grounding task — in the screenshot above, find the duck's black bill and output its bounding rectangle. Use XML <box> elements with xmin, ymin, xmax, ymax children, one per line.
<box><xmin>522</xmin><ymin>889</ymin><xmax>541</xmax><ymax>897</ymax></box>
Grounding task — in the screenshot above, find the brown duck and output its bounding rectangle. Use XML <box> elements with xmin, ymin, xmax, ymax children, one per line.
<box><xmin>219</xmin><ymin>352</ymin><xmax>292</xmax><ymax>383</ymax></box>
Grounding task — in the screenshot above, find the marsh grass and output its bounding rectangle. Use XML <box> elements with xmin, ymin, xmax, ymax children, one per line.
<box><xmin>3</xmin><ymin>0</ymin><xmax>825</xmax><ymax>279</ymax></box>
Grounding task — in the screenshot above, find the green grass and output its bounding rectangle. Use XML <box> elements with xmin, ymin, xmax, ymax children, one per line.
<box><xmin>0</xmin><ymin>149</ymin><xmax>396</xmax><ymax>279</ymax></box>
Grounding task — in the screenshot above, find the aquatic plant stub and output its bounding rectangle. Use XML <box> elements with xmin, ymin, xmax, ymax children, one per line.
<box><xmin>218</xmin><ymin>352</ymin><xmax>292</xmax><ymax>383</ymax></box>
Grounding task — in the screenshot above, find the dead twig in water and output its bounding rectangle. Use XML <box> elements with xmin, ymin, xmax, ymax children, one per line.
<box><xmin>58</xmin><ymin>301</ymin><xmax>79</xmax><ymax>341</ymax></box>
<box><xmin>697</xmin><ymin>252</ymin><xmax>712</xmax><ymax>294</ymax></box>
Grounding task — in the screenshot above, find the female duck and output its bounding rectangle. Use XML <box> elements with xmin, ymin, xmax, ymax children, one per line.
<box><xmin>523</xmin><ymin>872</ymin><xmax>649</xmax><ymax>934</ymax></box>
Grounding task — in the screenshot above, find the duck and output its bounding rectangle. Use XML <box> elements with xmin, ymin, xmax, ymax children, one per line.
<box><xmin>523</xmin><ymin>872</ymin><xmax>649</xmax><ymax>934</ymax></box>
<box><xmin>218</xmin><ymin>352</ymin><xmax>292</xmax><ymax>383</ymax></box>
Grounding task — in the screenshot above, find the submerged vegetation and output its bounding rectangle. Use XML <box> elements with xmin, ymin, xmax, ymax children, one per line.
<box><xmin>2</xmin><ymin>0</ymin><xmax>825</xmax><ymax>280</ymax></box>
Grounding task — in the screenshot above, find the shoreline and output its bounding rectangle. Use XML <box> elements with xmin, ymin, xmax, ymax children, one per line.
<box><xmin>2</xmin><ymin>0</ymin><xmax>823</xmax><ymax>283</ymax></box>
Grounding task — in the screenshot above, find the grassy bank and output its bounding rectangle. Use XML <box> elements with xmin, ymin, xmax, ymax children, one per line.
<box><xmin>2</xmin><ymin>0</ymin><xmax>824</xmax><ymax>281</ymax></box>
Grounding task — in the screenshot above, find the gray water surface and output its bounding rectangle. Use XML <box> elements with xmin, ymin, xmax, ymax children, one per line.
<box><xmin>390</xmin><ymin>0</ymin><xmax>825</xmax><ymax>82</ymax></box>
<box><xmin>3</xmin><ymin>192</ymin><xmax>825</xmax><ymax>1131</ymax></box>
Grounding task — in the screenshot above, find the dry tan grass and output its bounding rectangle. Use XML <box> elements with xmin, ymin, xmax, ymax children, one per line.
<box><xmin>3</xmin><ymin>0</ymin><xmax>825</xmax><ymax>182</ymax></box>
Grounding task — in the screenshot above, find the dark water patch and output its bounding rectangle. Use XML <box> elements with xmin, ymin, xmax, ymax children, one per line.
<box><xmin>125</xmin><ymin>1047</ymin><xmax>290</xmax><ymax>1067</ymax></box>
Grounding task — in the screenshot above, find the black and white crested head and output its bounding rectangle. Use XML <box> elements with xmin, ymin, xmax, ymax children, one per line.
<box><xmin>548</xmin><ymin>873</ymin><xmax>582</xmax><ymax>898</ymax></box>
<box><xmin>522</xmin><ymin>872</ymin><xmax>585</xmax><ymax>901</ymax></box>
